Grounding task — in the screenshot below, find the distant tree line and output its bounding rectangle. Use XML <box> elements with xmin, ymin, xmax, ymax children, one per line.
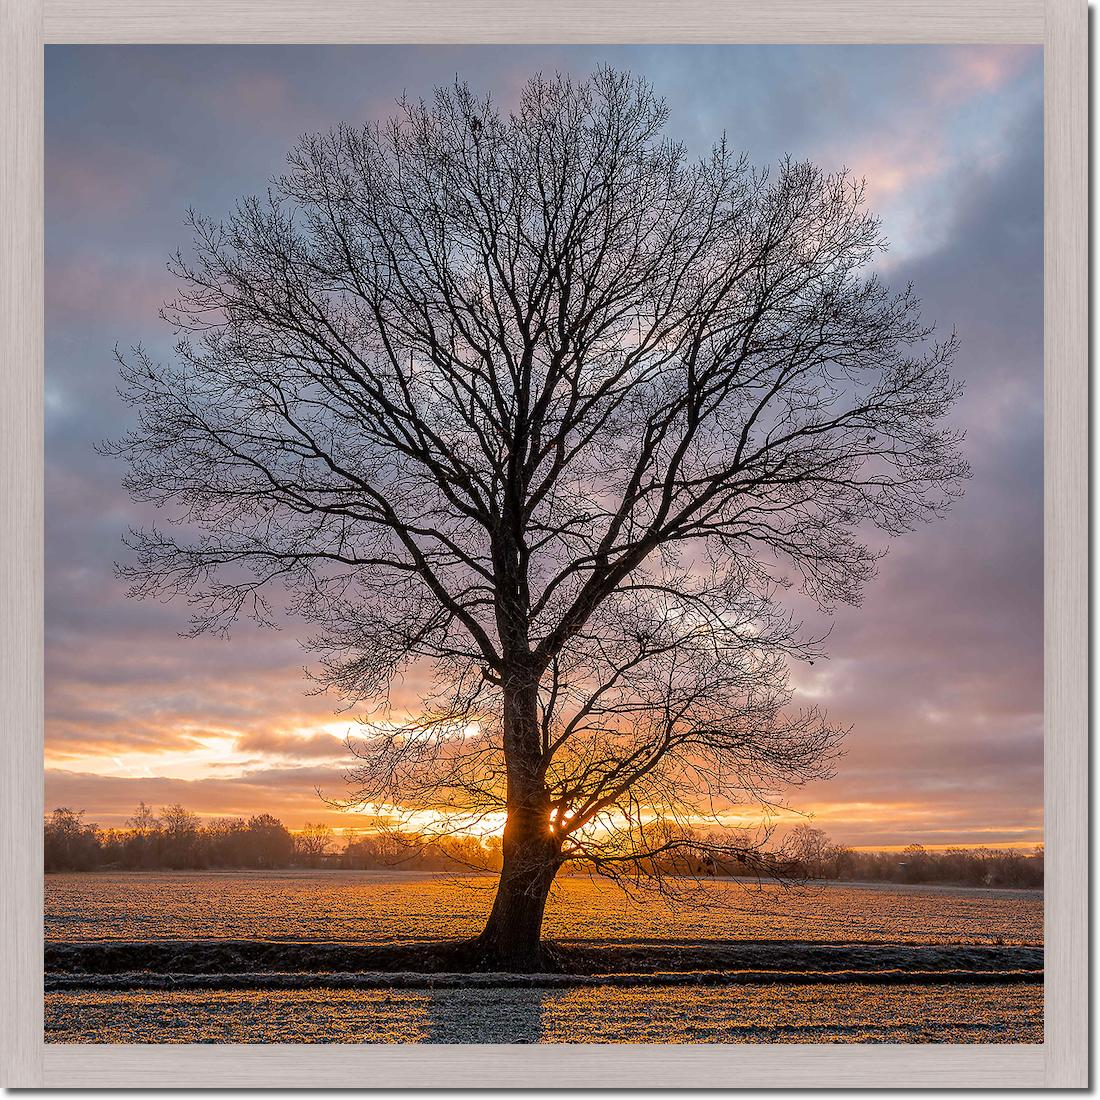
<box><xmin>599</xmin><ymin>822</ymin><xmax>1041</xmax><ymax>889</ymax></box>
<box><xmin>44</xmin><ymin>806</ymin><xmax>1042</xmax><ymax>888</ymax></box>
<box><xmin>767</xmin><ymin>824</ymin><xmax>1043</xmax><ymax>889</ymax></box>
<box><xmin>43</xmin><ymin>804</ymin><xmax>502</xmax><ymax>873</ymax></box>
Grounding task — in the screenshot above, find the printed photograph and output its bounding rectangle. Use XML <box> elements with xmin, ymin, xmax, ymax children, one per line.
<box><xmin>44</xmin><ymin>44</ymin><xmax>1043</xmax><ymax>1044</ymax></box>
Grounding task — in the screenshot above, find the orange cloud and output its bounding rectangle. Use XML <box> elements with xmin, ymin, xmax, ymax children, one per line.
<box><xmin>235</xmin><ymin>728</ymin><xmax>353</xmax><ymax>761</ymax></box>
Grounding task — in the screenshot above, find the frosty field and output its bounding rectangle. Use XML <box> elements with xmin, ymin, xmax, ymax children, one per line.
<box><xmin>46</xmin><ymin>983</ymin><xmax>1041</xmax><ymax>1045</ymax></box>
<box><xmin>46</xmin><ymin>869</ymin><xmax>1042</xmax><ymax>946</ymax></box>
<box><xmin>44</xmin><ymin>871</ymin><xmax>1043</xmax><ymax>1044</ymax></box>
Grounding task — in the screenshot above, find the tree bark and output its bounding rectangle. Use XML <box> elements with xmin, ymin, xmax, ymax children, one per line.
<box><xmin>477</xmin><ymin>820</ymin><xmax>560</xmax><ymax>970</ymax></box>
<box><xmin>476</xmin><ymin>667</ymin><xmax>561</xmax><ymax>970</ymax></box>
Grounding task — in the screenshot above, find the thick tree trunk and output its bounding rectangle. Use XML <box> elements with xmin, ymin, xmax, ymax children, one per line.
<box><xmin>476</xmin><ymin>666</ymin><xmax>561</xmax><ymax>971</ymax></box>
<box><xmin>477</xmin><ymin>822</ymin><xmax>560</xmax><ymax>970</ymax></box>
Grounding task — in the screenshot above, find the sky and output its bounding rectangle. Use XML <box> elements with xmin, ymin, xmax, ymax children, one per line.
<box><xmin>44</xmin><ymin>44</ymin><xmax>1043</xmax><ymax>847</ymax></box>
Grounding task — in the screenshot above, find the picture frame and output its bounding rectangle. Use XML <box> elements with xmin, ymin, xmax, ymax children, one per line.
<box><xmin>0</xmin><ymin>0</ymin><xmax>1086</xmax><ymax>1087</ymax></box>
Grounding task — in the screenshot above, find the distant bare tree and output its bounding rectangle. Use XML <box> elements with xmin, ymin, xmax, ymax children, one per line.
<box><xmin>109</xmin><ymin>68</ymin><xmax>967</xmax><ymax>968</ymax></box>
<box><xmin>294</xmin><ymin>821</ymin><xmax>334</xmax><ymax>866</ymax></box>
<box><xmin>782</xmin><ymin>823</ymin><xmax>833</xmax><ymax>879</ymax></box>
<box><xmin>158</xmin><ymin>803</ymin><xmax>201</xmax><ymax>869</ymax></box>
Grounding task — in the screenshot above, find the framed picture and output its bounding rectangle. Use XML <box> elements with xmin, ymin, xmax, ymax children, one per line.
<box><xmin>1</xmin><ymin>0</ymin><xmax>1086</xmax><ymax>1088</ymax></box>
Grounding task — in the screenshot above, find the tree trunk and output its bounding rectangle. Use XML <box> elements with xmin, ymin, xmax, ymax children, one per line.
<box><xmin>477</xmin><ymin>814</ymin><xmax>561</xmax><ymax>970</ymax></box>
<box><xmin>476</xmin><ymin>666</ymin><xmax>561</xmax><ymax>971</ymax></box>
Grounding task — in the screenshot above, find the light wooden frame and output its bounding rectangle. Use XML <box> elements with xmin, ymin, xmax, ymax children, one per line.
<box><xmin>0</xmin><ymin>0</ymin><xmax>1086</xmax><ymax>1088</ymax></box>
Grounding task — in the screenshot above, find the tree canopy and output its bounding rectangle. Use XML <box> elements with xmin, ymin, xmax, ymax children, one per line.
<box><xmin>109</xmin><ymin>68</ymin><xmax>967</xmax><ymax>964</ymax></box>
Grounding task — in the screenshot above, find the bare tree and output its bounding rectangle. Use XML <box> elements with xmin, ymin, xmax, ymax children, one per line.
<box><xmin>108</xmin><ymin>68</ymin><xmax>967</xmax><ymax>969</ymax></box>
<box><xmin>781</xmin><ymin>823</ymin><xmax>833</xmax><ymax>879</ymax></box>
<box><xmin>294</xmin><ymin>821</ymin><xmax>334</xmax><ymax>867</ymax></box>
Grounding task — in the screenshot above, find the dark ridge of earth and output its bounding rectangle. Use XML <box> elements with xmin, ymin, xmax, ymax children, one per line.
<box><xmin>45</xmin><ymin>938</ymin><xmax>1043</xmax><ymax>985</ymax></box>
<box><xmin>46</xmin><ymin>968</ymin><xmax>1043</xmax><ymax>992</ymax></box>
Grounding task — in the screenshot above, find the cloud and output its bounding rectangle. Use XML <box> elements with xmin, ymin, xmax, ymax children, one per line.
<box><xmin>47</xmin><ymin>252</ymin><xmax>173</xmax><ymax>329</ymax></box>
<box><xmin>928</xmin><ymin>45</ymin><xmax>1037</xmax><ymax>104</ymax></box>
<box><xmin>234</xmin><ymin>729</ymin><xmax>353</xmax><ymax>761</ymax></box>
<box><xmin>784</xmin><ymin>96</ymin><xmax>1043</xmax><ymax>845</ymax></box>
<box><xmin>46</xmin><ymin>142</ymin><xmax>172</xmax><ymax>221</ymax></box>
<box><xmin>45</xmin><ymin>765</ymin><xmax>365</xmax><ymax>828</ymax></box>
